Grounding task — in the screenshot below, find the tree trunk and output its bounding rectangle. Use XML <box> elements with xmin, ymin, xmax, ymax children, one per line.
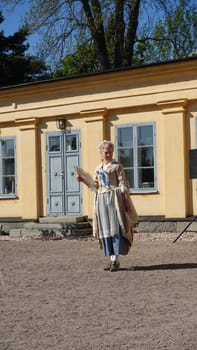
<box><xmin>114</xmin><ymin>0</ymin><xmax>125</xmax><ymax>68</ymax></box>
<box><xmin>124</xmin><ymin>0</ymin><xmax>141</xmax><ymax>66</ymax></box>
<box><xmin>81</xmin><ymin>0</ymin><xmax>110</xmax><ymax>69</ymax></box>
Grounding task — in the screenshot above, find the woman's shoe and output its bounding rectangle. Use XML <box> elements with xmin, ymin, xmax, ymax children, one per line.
<box><xmin>110</xmin><ymin>261</ymin><xmax>120</xmax><ymax>272</ymax></box>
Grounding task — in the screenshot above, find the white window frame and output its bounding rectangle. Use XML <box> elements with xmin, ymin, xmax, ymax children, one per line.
<box><xmin>0</xmin><ymin>137</ymin><xmax>17</xmax><ymax>198</ymax></box>
<box><xmin>115</xmin><ymin>122</ymin><xmax>157</xmax><ymax>193</ymax></box>
<box><xmin>195</xmin><ymin>117</ymin><xmax>197</xmax><ymax>147</ymax></box>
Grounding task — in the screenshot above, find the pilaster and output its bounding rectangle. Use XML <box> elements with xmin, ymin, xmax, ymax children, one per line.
<box><xmin>157</xmin><ymin>99</ymin><xmax>189</xmax><ymax>218</ymax></box>
<box><xmin>15</xmin><ymin>117</ymin><xmax>41</xmax><ymax>219</ymax></box>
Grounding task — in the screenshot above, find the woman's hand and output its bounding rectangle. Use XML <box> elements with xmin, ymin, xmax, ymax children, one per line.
<box><xmin>76</xmin><ymin>174</ymin><xmax>89</xmax><ymax>187</ymax></box>
<box><xmin>76</xmin><ymin>174</ymin><xmax>83</xmax><ymax>182</ymax></box>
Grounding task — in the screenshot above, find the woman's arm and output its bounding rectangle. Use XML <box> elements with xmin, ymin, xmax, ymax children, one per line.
<box><xmin>76</xmin><ymin>174</ymin><xmax>98</xmax><ymax>191</ymax></box>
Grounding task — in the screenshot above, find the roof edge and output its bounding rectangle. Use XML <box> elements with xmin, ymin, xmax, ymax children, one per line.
<box><xmin>0</xmin><ymin>56</ymin><xmax>197</xmax><ymax>91</ymax></box>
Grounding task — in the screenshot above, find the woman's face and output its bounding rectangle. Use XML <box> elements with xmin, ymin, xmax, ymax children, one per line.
<box><xmin>101</xmin><ymin>145</ymin><xmax>113</xmax><ymax>162</ymax></box>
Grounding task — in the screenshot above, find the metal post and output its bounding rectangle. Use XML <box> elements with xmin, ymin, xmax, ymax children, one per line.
<box><xmin>173</xmin><ymin>216</ymin><xmax>197</xmax><ymax>243</ymax></box>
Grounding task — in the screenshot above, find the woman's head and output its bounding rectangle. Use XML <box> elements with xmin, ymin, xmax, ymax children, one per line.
<box><xmin>98</xmin><ymin>140</ymin><xmax>114</xmax><ymax>162</ymax></box>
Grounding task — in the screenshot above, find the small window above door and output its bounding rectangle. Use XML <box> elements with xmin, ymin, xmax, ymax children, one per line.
<box><xmin>65</xmin><ymin>134</ymin><xmax>79</xmax><ymax>152</ymax></box>
<box><xmin>49</xmin><ymin>136</ymin><xmax>61</xmax><ymax>152</ymax></box>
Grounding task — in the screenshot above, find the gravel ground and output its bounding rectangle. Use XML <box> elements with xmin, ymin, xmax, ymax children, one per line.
<box><xmin>0</xmin><ymin>232</ymin><xmax>196</xmax><ymax>350</ymax></box>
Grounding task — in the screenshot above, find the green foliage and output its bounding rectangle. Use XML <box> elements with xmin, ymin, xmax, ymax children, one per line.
<box><xmin>0</xmin><ymin>11</ymin><xmax>48</xmax><ymax>86</ymax></box>
<box><xmin>134</xmin><ymin>1</ymin><xmax>197</xmax><ymax>64</ymax></box>
<box><xmin>53</xmin><ymin>43</ymin><xmax>100</xmax><ymax>77</ymax></box>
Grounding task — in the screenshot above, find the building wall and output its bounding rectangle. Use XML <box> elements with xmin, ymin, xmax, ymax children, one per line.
<box><xmin>0</xmin><ymin>58</ymin><xmax>197</xmax><ymax>219</ymax></box>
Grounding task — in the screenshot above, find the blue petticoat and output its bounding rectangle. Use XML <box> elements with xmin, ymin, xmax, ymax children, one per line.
<box><xmin>100</xmin><ymin>227</ymin><xmax>130</xmax><ymax>256</ymax></box>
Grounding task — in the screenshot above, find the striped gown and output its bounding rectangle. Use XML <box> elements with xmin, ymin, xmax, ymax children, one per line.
<box><xmin>93</xmin><ymin>160</ymin><xmax>138</xmax><ymax>256</ymax></box>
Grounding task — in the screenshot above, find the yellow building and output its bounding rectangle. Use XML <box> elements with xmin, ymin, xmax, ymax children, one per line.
<box><xmin>0</xmin><ymin>58</ymin><xmax>197</xmax><ymax>221</ymax></box>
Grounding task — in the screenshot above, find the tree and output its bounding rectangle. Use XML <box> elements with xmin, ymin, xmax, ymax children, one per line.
<box><xmin>134</xmin><ymin>1</ymin><xmax>197</xmax><ymax>64</ymax></box>
<box><xmin>1</xmin><ymin>0</ymin><xmax>197</xmax><ymax>76</ymax></box>
<box><xmin>53</xmin><ymin>42</ymin><xmax>99</xmax><ymax>77</ymax></box>
<box><xmin>0</xmin><ymin>11</ymin><xmax>48</xmax><ymax>86</ymax></box>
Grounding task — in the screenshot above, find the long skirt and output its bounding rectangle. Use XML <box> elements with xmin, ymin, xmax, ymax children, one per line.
<box><xmin>95</xmin><ymin>191</ymin><xmax>130</xmax><ymax>256</ymax></box>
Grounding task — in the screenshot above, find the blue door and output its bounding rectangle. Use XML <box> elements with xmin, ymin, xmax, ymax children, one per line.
<box><xmin>46</xmin><ymin>131</ymin><xmax>81</xmax><ymax>215</ymax></box>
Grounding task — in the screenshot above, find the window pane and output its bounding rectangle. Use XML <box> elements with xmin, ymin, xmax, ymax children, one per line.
<box><xmin>137</xmin><ymin>126</ymin><xmax>153</xmax><ymax>146</ymax></box>
<box><xmin>2</xmin><ymin>159</ymin><xmax>15</xmax><ymax>175</ymax></box>
<box><xmin>138</xmin><ymin>147</ymin><xmax>154</xmax><ymax>166</ymax></box>
<box><xmin>138</xmin><ymin>168</ymin><xmax>154</xmax><ymax>188</ymax></box>
<box><xmin>2</xmin><ymin>139</ymin><xmax>14</xmax><ymax>157</ymax></box>
<box><xmin>118</xmin><ymin>127</ymin><xmax>133</xmax><ymax>147</ymax></box>
<box><xmin>125</xmin><ymin>169</ymin><xmax>134</xmax><ymax>188</ymax></box>
<box><xmin>3</xmin><ymin>176</ymin><xmax>15</xmax><ymax>194</ymax></box>
<box><xmin>118</xmin><ymin>148</ymin><xmax>133</xmax><ymax>167</ymax></box>
<box><xmin>66</xmin><ymin>135</ymin><xmax>77</xmax><ymax>151</ymax></box>
<box><xmin>49</xmin><ymin>136</ymin><xmax>60</xmax><ymax>152</ymax></box>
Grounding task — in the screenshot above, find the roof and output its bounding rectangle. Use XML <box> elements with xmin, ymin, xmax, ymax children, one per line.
<box><xmin>0</xmin><ymin>56</ymin><xmax>197</xmax><ymax>91</ymax></box>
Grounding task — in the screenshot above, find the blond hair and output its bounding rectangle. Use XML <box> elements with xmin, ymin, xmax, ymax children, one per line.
<box><xmin>98</xmin><ymin>140</ymin><xmax>114</xmax><ymax>154</ymax></box>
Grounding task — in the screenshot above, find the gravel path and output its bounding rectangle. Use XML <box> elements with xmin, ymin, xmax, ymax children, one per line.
<box><xmin>0</xmin><ymin>233</ymin><xmax>196</xmax><ymax>350</ymax></box>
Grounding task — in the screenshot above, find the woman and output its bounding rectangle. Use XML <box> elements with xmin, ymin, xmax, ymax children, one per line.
<box><xmin>77</xmin><ymin>140</ymin><xmax>138</xmax><ymax>271</ymax></box>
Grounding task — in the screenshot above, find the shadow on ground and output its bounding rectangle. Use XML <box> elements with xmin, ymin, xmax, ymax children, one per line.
<box><xmin>123</xmin><ymin>262</ymin><xmax>197</xmax><ymax>271</ymax></box>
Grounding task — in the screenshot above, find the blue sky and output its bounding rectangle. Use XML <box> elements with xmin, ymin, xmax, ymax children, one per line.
<box><xmin>1</xmin><ymin>7</ymin><xmax>23</xmax><ymax>35</ymax></box>
<box><xmin>0</xmin><ymin>3</ymin><xmax>38</xmax><ymax>55</ymax></box>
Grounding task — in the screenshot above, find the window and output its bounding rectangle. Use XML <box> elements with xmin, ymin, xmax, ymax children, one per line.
<box><xmin>0</xmin><ymin>137</ymin><xmax>17</xmax><ymax>197</ymax></box>
<box><xmin>65</xmin><ymin>134</ymin><xmax>78</xmax><ymax>152</ymax></box>
<box><xmin>49</xmin><ymin>136</ymin><xmax>61</xmax><ymax>152</ymax></box>
<box><xmin>115</xmin><ymin>123</ymin><xmax>156</xmax><ymax>192</ymax></box>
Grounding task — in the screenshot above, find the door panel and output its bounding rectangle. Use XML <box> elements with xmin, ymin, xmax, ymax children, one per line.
<box><xmin>67</xmin><ymin>195</ymin><xmax>80</xmax><ymax>213</ymax></box>
<box><xmin>48</xmin><ymin>156</ymin><xmax>64</xmax><ymax>213</ymax></box>
<box><xmin>65</xmin><ymin>155</ymin><xmax>80</xmax><ymax>214</ymax></box>
<box><xmin>66</xmin><ymin>155</ymin><xmax>79</xmax><ymax>191</ymax></box>
<box><xmin>49</xmin><ymin>157</ymin><xmax>63</xmax><ymax>192</ymax></box>
<box><xmin>50</xmin><ymin>195</ymin><xmax>63</xmax><ymax>214</ymax></box>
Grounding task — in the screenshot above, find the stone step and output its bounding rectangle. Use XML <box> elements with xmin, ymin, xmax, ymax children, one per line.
<box><xmin>9</xmin><ymin>226</ymin><xmax>93</xmax><ymax>238</ymax></box>
<box><xmin>39</xmin><ymin>215</ymin><xmax>88</xmax><ymax>224</ymax></box>
<box><xmin>1</xmin><ymin>216</ymin><xmax>93</xmax><ymax>238</ymax></box>
<box><xmin>67</xmin><ymin>228</ymin><xmax>93</xmax><ymax>236</ymax></box>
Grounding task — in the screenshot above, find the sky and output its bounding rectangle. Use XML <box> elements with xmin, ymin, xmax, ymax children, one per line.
<box><xmin>0</xmin><ymin>3</ymin><xmax>38</xmax><ymax>55</ymax></box>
